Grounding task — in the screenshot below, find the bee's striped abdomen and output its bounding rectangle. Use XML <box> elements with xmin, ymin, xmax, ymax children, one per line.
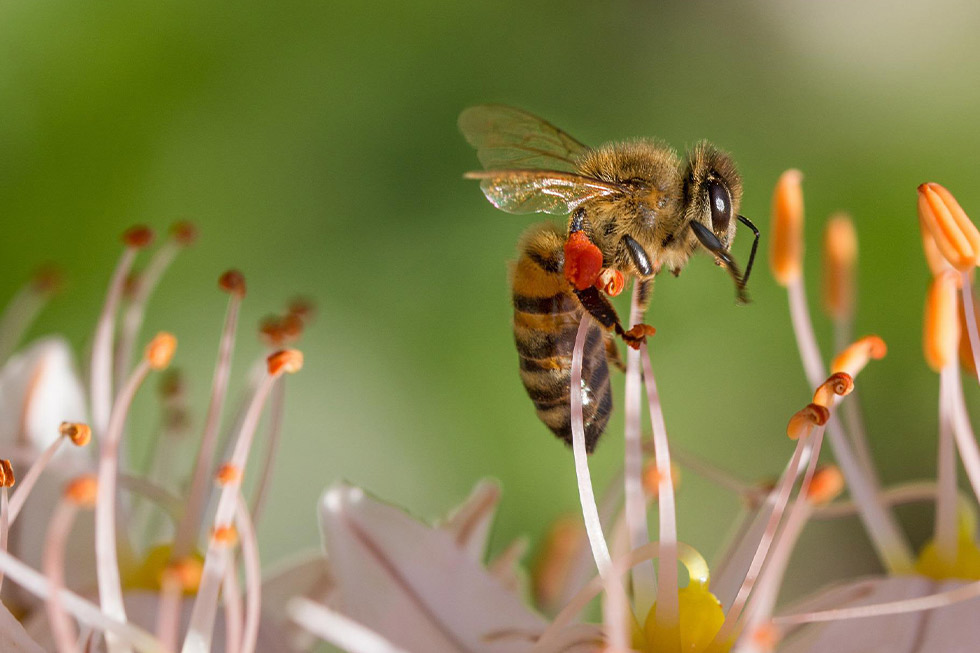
<box><xmin>511</xmin><ymin>223</ymin><xmax>613</xmax><ymax>453</ymax></box>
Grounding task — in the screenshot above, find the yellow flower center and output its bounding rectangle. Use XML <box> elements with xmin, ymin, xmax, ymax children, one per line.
<box><xmin>915</xmin><ymin>505</ymin><xmax>980</xmax><ymax>581</ymax></box>
<box><xmin>122</xmin><ymin>544</ymin><xmax>204</xmax><ymax>594</ymax></box>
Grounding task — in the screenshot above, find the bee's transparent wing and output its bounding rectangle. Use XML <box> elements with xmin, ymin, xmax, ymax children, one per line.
<box><xmin>459</xmin><ymin>105</ymin><xmax>590</xmax><ymax>173</ymax></box>
<box><xmin>464</xmin><ymin>170</ymin><xmax>622</xmax><ymax>215</ymax></box>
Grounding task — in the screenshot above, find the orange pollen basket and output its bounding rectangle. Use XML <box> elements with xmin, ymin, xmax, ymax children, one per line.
<box><xmin>563</xmin><ymin>231</ymin><xmax>603</xmax><ymax>290</ymax></box>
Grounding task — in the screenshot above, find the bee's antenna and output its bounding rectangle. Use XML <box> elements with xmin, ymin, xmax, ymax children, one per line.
<box><xmin>690</xmin><ymin>221</ymin><xmax>750</xmax><ymax>305</ymax></box>
<box><xmin>737</xmin><ymin>215</ymin><xmax>760</xmax><ymax>289</ymax></box>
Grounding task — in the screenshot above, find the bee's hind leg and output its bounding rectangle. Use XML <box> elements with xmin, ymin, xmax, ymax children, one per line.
<box><xmin>573</xmin><ymin>286</ymin><xmax>655</xmax><ymax>350</ymax></box>
<box><xmin>604</xmin><ymin>332</ymin><xmax>626</xmax><ymax>372</ymax></box>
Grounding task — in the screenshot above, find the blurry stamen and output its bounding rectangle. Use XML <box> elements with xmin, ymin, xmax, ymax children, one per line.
<box><xmin>0</xmin><ymin>265</ymin><xmax>62</xmax><ymax>365</ymax></box>
<box><xmin>9</xmin><ymin>422</ymin><xmax>91</xmax><ymax>524</ymax></box>
<box><xmin>288</xmin><ymin>598</ymin><xmax>408</xmax><ymax>653</ymax></box>
<box><xmin>91</xmin><ymin>226</ymin><xmax>154</xmax><ymax>438</ymax></box>
<box><xmin>173</xmin><ymin>270</ymin><xmax>246</xmax><ymax>561</ymax></box>
<box><xmin>0</xmin><ymin>459</ymin><xmax>13</xmax><ymax>593</ymax></box>
<box><xmin>236</xmin><ymin>494</ymin><xmax>262</xmax><ymax>653</ymax></box>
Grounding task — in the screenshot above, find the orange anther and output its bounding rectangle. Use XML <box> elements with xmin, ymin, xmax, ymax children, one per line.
<box><xmin>770</xmin><ymin>170</ymin><xmax>804</xmax><ymax>286</ymax></box>
<box><xmin>806</xmin><ymin>465</ymin><xmax>845</xmax><ymax>505</ymax></box>
<box><xmin>218</xmin><ymin>269</ymin><xmax>246</xmax><ymax>297</ymax></box>
<box><xmin>641</xmin><ymin>461</ymin><xmax>681</xmax><ymax>498</ymax></box>
<box><xmin>288</xmin><ymin>297</ymin><xmax>315</xmax><ymax>321</ymax></box>
<box><xmin>212</xmin><ymin>525</ymin><xmax>238</xmax><ymax>546</ymax></box>
<box><xmin>59</xmin><ymin>422</ymin><xmax>92</xmax><ymax>447</ymax></box>
<box><xmin>32</xmin><ymin>264</ymin><xmax>64</xmax><ymax>294</ymax></box>
<box><xmin>169</xmin><ymin>221</ymin><xmax>198</xmax><ymax>246</ymax></box>
<box><xmin>215</xmin><ymin>464</ymin><xmax>242</xmax><ymax>486</ymax></box>
<box><xmin>917</xmin><ymin>183</ymin><xmax>980</xmax><ymax>272</ymax></box>
<box><xmin>830</xmin><ymin>335</ymin><xmax>887</xmax><ymax>378</ymax></box>
<box><xmin>158</xmin><ymin>369</ymin><xmax>184</xmax><ymax>400</ymax></box>
<box><xmin>145</xmin><ymin>332</ymin><xmax>177</xmax><ymax>370</ymax></box>
<box><xmin>924</xmin><ymin>270</ymin><xmax>960</xmax><ymax>372</ymax></box>
<box><xmin>267</xmin><ymin>349</ymin><xmax>303</xmax><ymax>375</ymax></box>
<box><xmin>822</xmin><ymin>213</ymin><xmax>857</xmax><ymax>320</ymax></box>
<box><xmin>0</xmin><ymin>460</ymin><xmax>13</xmax><ymax>488</ymax></box>
<box><xmin>164</xmin><ymin>557</ymin><xmax>204</xmax><ymax>592</ymax></box>
<box><xmin>563</xmin><ymin>231</ymin><xmax>603</xmax><ymax>291</ymax></box>
<box><xmin>812</xmin><ymin>372</ymin><xmax>854</xmax><ymax>408</ymax></box>
<box><xmin>595</xmin><ymin>268</ymin><xmax>625</xmax><ymax>297</ymax></box>
<box><xmin>64</xmin><ymin>476</ymin><xmax>97</xmax><ymax>507</ymax></box>
<box><xmin>750</xmin><ymin>623</ymin><xmax>780</xmax><ymax>651</ymax></box>
<box><xmin>787</xmin><ymin>403</ymin><xmax>830</xmax><ymax>440</ymax></box>
<box><xmin>122</xmin><ymin>226</ymin><xmax>155</xmax><ymax>249</ymax></box>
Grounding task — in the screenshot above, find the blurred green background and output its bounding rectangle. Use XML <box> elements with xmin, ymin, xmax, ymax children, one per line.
<box><xmin>2</xmin><ymin>0</ymin><xmax>980</xmax><ymax>606</ymax></box>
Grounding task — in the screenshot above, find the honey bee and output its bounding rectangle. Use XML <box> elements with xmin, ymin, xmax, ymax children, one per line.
<box><xmin>459</xmin><ymin>105</ymin><xmax>758</xmax><ymax>452</ymax></box>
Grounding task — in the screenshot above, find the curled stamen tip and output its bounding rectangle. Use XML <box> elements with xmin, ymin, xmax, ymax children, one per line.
<box><xmin>59</xmin><ymin>421</ymin><xmax>92</xmax><ymax>447</ymax></box>
<box><xmin>770</xmin><ymin>168</ymin><xmax>804</xmax><ymax>286</ymax></box>
<box><xmin>924</xmin><ymin>270</ymin><xmax>960</xmax><ymax>372</ymax></box>
<box><xmin>32</xmin><ymin>264</ymin><xmax>64</xmax><ymax>294</ymax></box>
<box><xmin>211</xmin><ymin>525</ymin><xmax>238</xmax><ymax>546</ymax></box>
<box><xmin>218</xmin><ymin>269</ymin><xmax>247</xmax><ymax>297</ymax></box>
<box><xmin>215</xmin><ymin>463</ymin><xmax>242</xmax><ymax>486</ymax></box>
<box><xmin>146</xmin><ymin>332</ymin><xmax>177</xmax><ymax>370</ymax></box>
<box><xmin>0</xmin><ymin>460</ymin><xmax>13</xmax><ymax>488</ymax></box>
<box><xmin>595</xmin><ymin>268</ymin><xmax>625</xmax><ymax>296</ymax></box>
<box><xmin>641</xmin><ymin>460</ymin><xmax>681</xmax><ymax>498</ymax></box>
<box><xmin>787</xmin><ymin>403</ymin><xmax>830</xmax><ymax>440</ymax></box>
<box><xmin>812</xmin><ymin>372</ymin><xmax>855</xmax><ymax>408</ymax></box>
<box><xmin>917</xmin><ymin>182</ymin><xmax>980</xmax><ymax>271</ymax></box>
<box><xmin>64</xmin><ymin>476</ymin><xmax>97</xmax><ymax>507</ymax></box>
<box><xmin>806</xmin><ymin>465</ymin><xmax>845</xmax><ymax>505</ymax></box>
<box><xmin>169</xmin><ymin>221</ymin><xmax>198</xmax><ymax>246</ymax></box>
<box><xmin>164</xmin><ymin>557</ymin><xmax>204</xmax><ymax>592</ymax></box>
<box><xmin>822</xmin><ymin>213</ymin><xmax>857</xmax><ymax>319</ymax></box>
<box><xmin>830</xmin><ymin>335</ymin><xmax>887</xmax><ymax>377</ymax></box>
<box><xmin>122</xmin><ymin>225</ymin><xmax>155</xmax><ymax>249</ymax></box>
<box><xmin>268</xmin><ymin>349</ymin><xmax>304</xmax><ymax>375</ymax></box>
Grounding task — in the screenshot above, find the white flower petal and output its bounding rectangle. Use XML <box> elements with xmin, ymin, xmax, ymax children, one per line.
<box><xmin>319</xmin><ymin>482</ymin><xmax>547</xmax><ymax>653</ymax></box>
<box><xmin>0</xmin><ymin>338</ymin><xmax>87</xmax><ymax>453</ymax></box>
<box><xmin>439</xmin><ymin>479</ymin><xmax>500</xmax><ymax>561</ymax></box>
<box><xmin>0</xmin><ymin>600</ymin><xmax>44</xmax><ymax>652</ymax></box>
<box><xmin>778</xmin><ymin>575</ymin><xmax>980</xmax><ymax>652</ymax></box>
<box><xmin>261</xmin><ymin>551</ymin><xmax>335</xmax><ymax>652</ymax></box>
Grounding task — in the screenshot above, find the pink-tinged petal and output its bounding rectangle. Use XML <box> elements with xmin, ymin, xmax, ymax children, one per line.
<box><xmin>439</xmin><ymin>479</ymin><xmax>500</xmax><ymax>561</ymax></box>
<box><xmin>24</xmin><ymin>591</ymin><xmax>293</xmax><ymax>652</ymax></box>
<box><xmin>261</xmin><ymin>551</ymin><xmax>335</xmax><ymax>652</ymax></box>
<box><xmin>319</xmin><ymin>483</ymin><xmax>547</xmax><ymax>653</ymax></box>
<box><xmin>777</xmin><ymin>575</ymin><xmax>980</xmax><ymax>652</ymax></box>
<box><xmin>0</xmin><ymin>600</ymin><xmax>44</xmax><ymax>652</ymax></box>
<box><xmin>0</xmin><ymin>338</ymin><xmax>87</xmax><ymax>454</ymax></box>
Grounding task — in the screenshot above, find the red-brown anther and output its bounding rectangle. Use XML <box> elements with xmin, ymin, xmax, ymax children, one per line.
<box><xmin>830</xmin><ymin>335</ymin><xmax>887</xmax><ymax>378</ymax></box>
<box><xmin>280</xmin><ymin>313</ymin><xmax>304</xmax><ymax>342</ymax></box>
<box><xmin>211</xmin><ymin>525</ymin><xmax>238</xmax><ymax>546</ymax></box>
<box><xmin>215</xmin><ymin>464</ymin><xmax>242</xmax><ymax>486</ymax></box>
<box><xmin>924</xmin><ymin>270</ymin><xmax>960</xmax><ymax>372</ymax></box>
<box><xmin>267</xmin><ymin>349</ymin><xmax>303</xmax><ymax>375</ymax></box>
<box><xmin>59</xmin><ymin>422</ymin><xmax>92</xmax><ymax>447</ymax></box>
<box><xmin>787</xmin><ymin>403</ymin><xmax>830</xmax><ymax>440</ymax></box>
<box><xmin>917</xmin><ymin>183</ymin><xmax>980</xmax><ymax>272</ymax></box>
<box><xmin>158</xmin><ymin>369</ymin><xmax>184</xmax><ymax>400</ymax></box>
<box><xmin>122</xmin><ymin>226</ymin><xmax>155</xmax><ymax>249</ymax></box>
<box><xmin>123</xmin><ymin>271</ymin><xmax>142</xmax><ymax>299</ymax></box>
<box><xmin>812</xmin><ymin>372</ymin><xmax>855</xmax><ymax>408</ymax></box>
<box><xmin>594</xmin><ymin>268</ymin><xmax>625</xmax><ymax>297</ymax></box>
<box><xmin>218</xmin><ymin>269</ymin><xmax>246</xmax><ymax>297</ymax></box>
<box><xmin>563</xmin><ymin>231</ymin><xmax>604</xmax><ymax>291</ymax></box>
<box><xmin>822</xmin><ymin>213</ymin><xmax>858</xmax><ymax>320</ymax></box>
<box><xmin>259</xmin><ymin>316</ymin><xmax>285</xmax><ymax>346</ymax></box>
<box><xmin>146</xmin><ymin>332</ymin><xmax>177</xmax><ymax>370</ymax></box>
<box><xmin>287</xmin><ymin>297</ymin><xmax>315</xmax><ymax>321</ymax></box>
<box><xmin>31</xmin><ymin>264</ymin><xmax>64</xmax><ymax>294</ymax></box>
<box><xmin>169</xmin><ymin>221</ymin><xmax>198</xmax><ymax>246</ymax></box>
<box><xmin>0</xmin><ymin>460</ymin><xmax>13</xmax><ymax>488</ymax></box>
<box><xmin>806</xmin><ymin>465</ymin><xmax>845</xmax><ymax>505</ymax></box>
<box><xmin>64</xmin><ymin>476</ymin><xmax>97</xmax><ymax>508</ymax></box>
<box><xmin>770</xmin><ymin>169</ymin><xmax>805</xmax><ymax>286</ymax></box>
<box><xmin>165</xmin><ymin>408</ymin><xmax>191</xmax><ymax>434</ymax></box>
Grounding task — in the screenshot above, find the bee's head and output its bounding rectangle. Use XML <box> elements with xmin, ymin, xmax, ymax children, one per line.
<box><xmin>682</xmin><ymin>141</ymin><xmax>742</xmax><ymax>249</ymax></box>
<box><xmin>682</xmin><ymin>142</ymin><xmax>754</xmax><ymax>304</ymax></box>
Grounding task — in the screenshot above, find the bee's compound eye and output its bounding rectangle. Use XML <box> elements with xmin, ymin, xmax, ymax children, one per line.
<box><xmin>707</xmin><ymin>180</ymin><xmax>732</xmax><ymax>233</ymax></box>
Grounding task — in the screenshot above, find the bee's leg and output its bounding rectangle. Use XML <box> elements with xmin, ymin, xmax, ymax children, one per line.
<box><xmin>573</xmin><ymin>286</ymin><xmax>655</xmax><ymax>350</ymax></box>
<box><xmin>604</xmin><ymin>332</ymin><xmax>626</xmax><ymax>372</ymax></box>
